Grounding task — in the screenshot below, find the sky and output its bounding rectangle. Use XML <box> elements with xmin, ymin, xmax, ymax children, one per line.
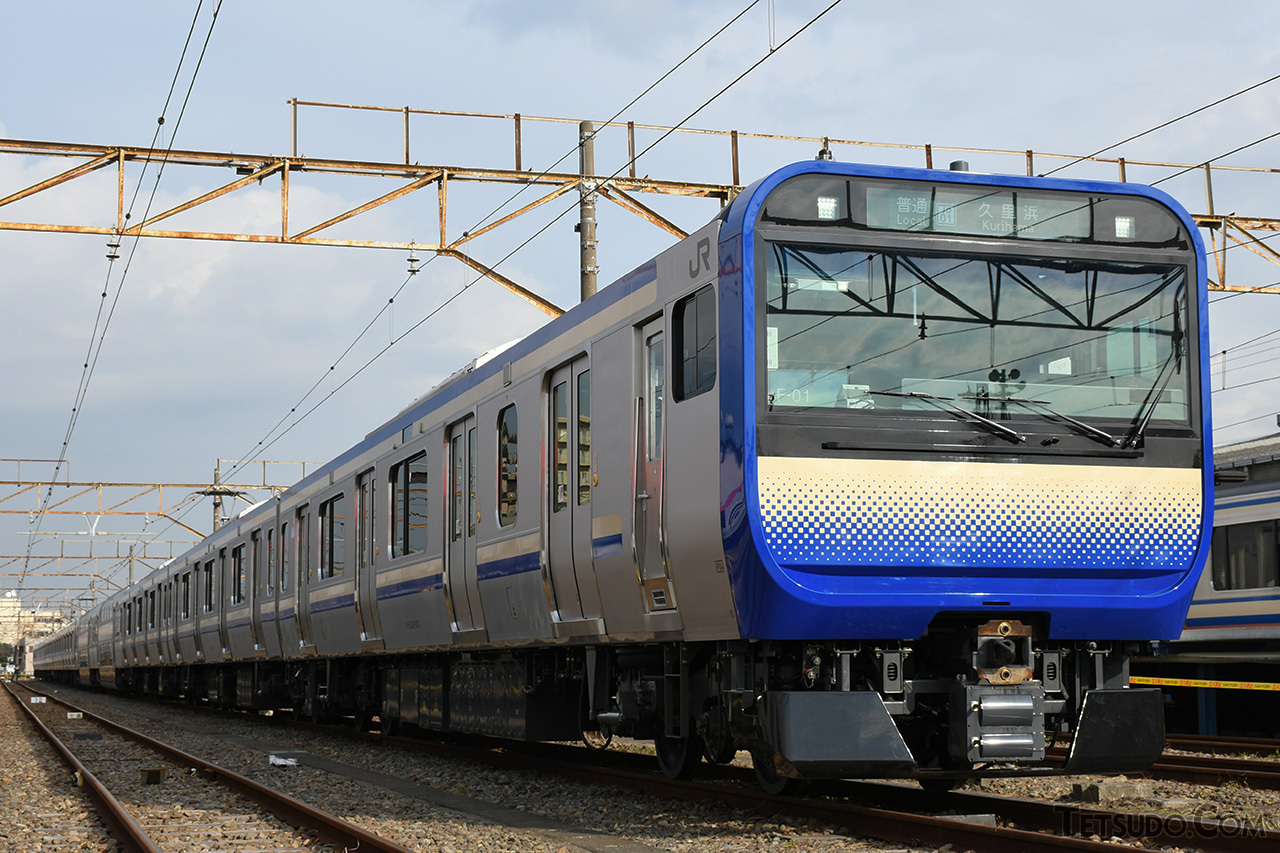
<box><xmin>3</xmin><ymin>0</ymin><xmax>1280</xmax><ymax>611</ymax></box>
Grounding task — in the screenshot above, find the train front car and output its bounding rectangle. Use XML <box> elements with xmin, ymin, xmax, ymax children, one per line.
<box><xmin>717</xmin><ymin>161</ymin><xmax>1212</xmax><ymax>789</ymax></box>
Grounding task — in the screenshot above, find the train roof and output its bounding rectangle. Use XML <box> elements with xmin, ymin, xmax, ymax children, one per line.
<box><xmin>1215</xmin><ymin>432</ymin><xmax>1280</xmax><ymax>470</ymax></box>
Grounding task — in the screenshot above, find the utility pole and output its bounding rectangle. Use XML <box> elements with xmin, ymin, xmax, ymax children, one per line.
<box><xmin>202</xmin><ymin>461</ymin><xmax>245</xmax><ymax>532</ymax></box>
<box><xmin>579</xmin><ymin>120</ymin><xmax>599</xmax><ymax>301</ymax></box>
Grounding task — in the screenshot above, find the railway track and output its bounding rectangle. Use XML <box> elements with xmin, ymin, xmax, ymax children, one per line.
<box><xmin>20</xmin><ymin>681</ymin><xmax>1280</xmax><ymax>853</ymax></box>
<box><xmin>4</xmin><ymin>680</ymin><xmax>416</xmax><ymax>853</ymax></box>
<box><xmin>1166</xmin><ymin>733</ymin><xmax>1280</xmax><ymax>757</ymax></box>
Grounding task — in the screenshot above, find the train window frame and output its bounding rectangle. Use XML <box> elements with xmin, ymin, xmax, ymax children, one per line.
<box><xmin>1211</xmin><ymin>519</ymin><xmax>1279</xmax><ymax>591</ymax></box>
<box><xmin>468</xmin><ymin>427</ymin><xmax>478</xmax><ymax>536</ymax></box>
<box><xmin>357</xmin><ymin>470</ymin><xmax>376</xmax><ymax>575</ymax></box>
<box><xmin>498</xmin><ymin>404</ymin><xmax>518</xmax><ymax>527</ymax></box>
<box><xmin>251</xmin><ymin>530</ymin><xmax>263</xmax><ymax>599</ymax></box>
<box><xmin>577</xmin><ymin>369</ymin><xmax>591</xmax><ymax>506</ymax></box>
<box><xmin>319</xmin><ymin>493</ymin><xmax>347</xmax><ymax>580</ymax></box>
<box><xmin>553</xmin><ymin>381</ymin><xmax>569</xmax><ymax>512</ymax></box>
<box><xmin>266</xmin><ymin>527</ymin><xmax>275</xmax><ymax>597</ymax></box>
<box><xmin>181</xmin><ymin>571</ymin><xmax>191</xmax><ymax>620</ymax></box>
<box><xmin>390</xmin><ymin>452</ymin><xmax>429</xmax><ymax>559</ymax></box>
<box><xmin>296</xmin><ymin>505</ymin><xmax>310</xmax><ymax>585</ymax></box>
<box><xmin>672</xmin><ymin>284</ymin><xmax>717</xmax><ymax>402</ymax></box>
<box><xmin>280</xmin><ymin>520</ymin><xmax>290</xmax><ymax>592</ymax></box>
<box><xmin>231</xmin><ymin>544</ymin><xmax>247</xmax><ymax>605</ymax></box>
<box><xmin>203</xmin><ymin>559</ymin><xmax>215</xmax><ymax>613</ymax></box>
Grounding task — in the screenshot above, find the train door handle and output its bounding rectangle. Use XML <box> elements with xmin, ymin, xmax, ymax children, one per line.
<box><xmin>636</xmin><ymin>492</ymin><xmax>650</xmax><ymax>501</ymax></box>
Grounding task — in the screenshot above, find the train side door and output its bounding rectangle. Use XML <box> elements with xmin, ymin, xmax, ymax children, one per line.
<box><xmin>355</xmin><ymin>468</ymin><xmax>383</xmax><ymax>644</ymax></box>
<box><xmin>635</xmin><ymin>319</ymin><xmax>676</xmax><ymax>612</ymax></box>
<box><xmin>547</xmin><ymin>360</ymin><xmax>601</xmax><ymax>621</ymax></box>
<box><xmin>446</xmin><ymin>417</ymin><xmax>482</xmax><ymax>631</ymax></box>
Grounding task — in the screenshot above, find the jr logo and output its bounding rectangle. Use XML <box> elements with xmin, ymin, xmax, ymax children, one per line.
<box><xmin>688</xmin><ymin>237</ymin><xmax>711</xmax><ymax>279</ymax></box>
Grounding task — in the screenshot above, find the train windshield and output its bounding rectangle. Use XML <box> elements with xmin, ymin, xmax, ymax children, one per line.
<box><xmin>762</xmin><ymin>243</ymin><xmax>1190</xmax><ymax>427</ymax></box>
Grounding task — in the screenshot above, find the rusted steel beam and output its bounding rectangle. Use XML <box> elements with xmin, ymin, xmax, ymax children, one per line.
<box><xmin>290</xmin><ymin>169</ymin><xmax>441</xmax><ymax>241</ymax></box>
<box><xmin>449</xmin><ymin>180</ymin><xmax>579</xmax><ymax>248</ymax></box>
<box><xmin>442</xmin><ymin>248</ymin><xmax>563</xmax><ymax>317</ymax></box>
<box><xmin>598</xmin><ymin>185</ymin><xmax>688</xmax><ymax>239</ymax></box>
<box><xmin>127</xmin><ymin>161</ymin><xmax>284</xmax><ymax>234</ymax></box>
<box><xmin>0</xmin><ymin>150</ymin><xmax>117</xmax><ymax>208</ymax></box>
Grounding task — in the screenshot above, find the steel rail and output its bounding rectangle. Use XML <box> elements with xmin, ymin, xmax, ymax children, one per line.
<box><xmin>36</xmin><ymin>682</ymin><xmax>1280</xmax><ymax>853</ymax></box>
<box><xmin>3</xmin><ymin>680</ymin><xmax>161</xmax><ymax>853</ymax></box>
<box><xmin>1166</xmin><ymin>733</ymin><xmax>1280</xmax><ymax>756</ymax></box>
<box><xmin>16</xmin><ymin>683</ymin><xmax>417</xmax><ymax>853</ymax></box>
<box><xmin>280</xmin><ymin>719</ymin><xmax>1144</xmax><ymax>853</ymax></box>
<box><xmin>1146</xmin><ymin>753</ymin><xmax>1280</xmax><ymax>790</ymax></box>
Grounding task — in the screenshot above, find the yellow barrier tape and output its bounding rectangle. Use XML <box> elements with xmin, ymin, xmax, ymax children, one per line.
<box><xmin>1131</xmin><ymin>675</ymin><xmax>1280</xmax><ymax>692</ymax></box>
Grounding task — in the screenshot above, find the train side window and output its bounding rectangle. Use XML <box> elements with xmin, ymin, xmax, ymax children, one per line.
<box><xmin>203</xmin><ymin>559</ymin><xmax>215</xmax><ymax>612</ymax></box>
<box><xmin>1211</xmin><ymin>520</ymin><xmax>1279</xmax><ymax>590</ymax></box>
<box><xmin>252</xmin><ymin>530</ymin><xmax>263</xmax><ymax>597</ymax></box>
<box><xmin>451</xmin><ymin>434</ymin><xmax>464</xmax><ymax>542</ymax></box>
<box><xmin>357</xmin><ymin>471</ymin><xmax>376</xmax><ymax>573</ymax></box>
<box><xmin>391</xmin><ymin>453</ymin><xmax>429</xmax><ymax>557</ymax></box>
<box><xmin>181</xmin><ymin>572</ymin><xmax>191</xmax><ymax>620</ymax></box>
<box><xmin>297</xmin><ymin>506</ymin><xmax>310</xmax><ymax>584</ymax></box>
<box><xmin>232</xmin><ymin>544</ymin><xmax>246</xmax><ymax>604</ymax></box>
<box><xmin>498</xmin><ymin>404</ymin><xmax>518</xmax><ymax>526</ymax></box>
<box><xmin>673</xmin><ymin>284</ymin><xmax>717</xmax><ymax>401</ymax></box>
<box><xmin>266</xmin><ymin>527</ymin><xmax>275</xmax><ymax>596</ymax></box>
<box><xmin>577</xmin><ymin>370</ymin><xmax>591</xmax><ymax>505</ymax></box>
<box><xmin>280</xmin><ymin>521</ymin><xmax>290</xmax><ymax>592</ymax></box>
<box><xmin>320</xmin><ymin>494</ymin><xmax>346</xmax><ymax>579</ymax></box>
<box><xmin>553</xmin><ymin>381</ymin><xmax>569</xmax><ymax>512</ymax></box>
<box><xmin>468</xmin><ymin>427</ymin><xmax>478</xmax><ymax>535</ymax></box>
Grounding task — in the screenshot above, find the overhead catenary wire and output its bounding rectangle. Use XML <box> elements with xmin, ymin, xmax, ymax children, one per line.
<box><xmin>158</xmin><ymin>0</ymin><xmax>845</xmax><ymax>538</ymax></box>
<box><xmin>195</xmin><ymin>1</ymin><xmax>765</xmax><ymax>500</ymax></box>
<box><xmin>21</xmin><ymin>1</ymin><xmax>225</xmax><ymax>586</ymax></box>
<box><xmin>1044</xmin><ymin>71</ymin><xmax>1280</xmax><ymax>177</ymax></box>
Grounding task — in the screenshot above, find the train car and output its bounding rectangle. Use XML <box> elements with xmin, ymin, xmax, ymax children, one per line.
<box><xmin>1135</xmin><ymin>475</ymin><xmax>1280</xmax><ymax>735</ymax></box>
<box><xmin>35</xmin><ymin>157</ymin><xmax>1212</xmax><ymax>790</ymax></box>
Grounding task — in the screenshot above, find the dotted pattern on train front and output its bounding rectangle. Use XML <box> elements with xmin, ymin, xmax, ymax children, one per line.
<box><xmin>756</xmin><ymin>457</ymin><xmax>1202</xmax><ymax>569</ymax></box>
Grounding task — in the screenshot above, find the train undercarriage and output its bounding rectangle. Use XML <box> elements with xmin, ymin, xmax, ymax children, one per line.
<box><xmin>43</xmin><ymin>616</ymin><xmax>1164</xmax><ymax>792</ymax></box>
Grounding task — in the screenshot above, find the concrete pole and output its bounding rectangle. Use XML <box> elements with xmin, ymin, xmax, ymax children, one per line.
<box><xmin>579</xmin><ymin>121</ymin><xmax>599</xmax><ymax>302</ymax></box>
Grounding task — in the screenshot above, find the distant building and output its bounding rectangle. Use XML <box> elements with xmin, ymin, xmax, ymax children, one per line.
<box><xmin>0</xmin><ymin>590</ymin><xmax>67</xmax><ymax>648</ymax></box>
<box><xmin>1215</xmin><ymin>432</ymin><xmax>1280</xmax><ymax>483</ymax></box>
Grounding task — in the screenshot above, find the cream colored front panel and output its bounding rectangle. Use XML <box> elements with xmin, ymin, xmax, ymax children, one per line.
<box><xmin>757</xmin><ymin>457</ymin><xmax>1202</xmax><ymax>570</ymax></box>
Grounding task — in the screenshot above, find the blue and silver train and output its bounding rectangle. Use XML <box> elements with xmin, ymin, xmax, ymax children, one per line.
<box><xmin>34</xmin><ymin>158</ymin><xmax>1213</xmax><ymax>790</ymax></box>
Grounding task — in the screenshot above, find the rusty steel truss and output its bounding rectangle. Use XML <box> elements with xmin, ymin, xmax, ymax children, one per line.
<box><xmin>1</xmin><ymin>459</ymin><xmax>299</xmax><ymax>609</ymax></box>
<box><xmin>6</xmin><ymin>105</ymin><xmax>1280</xmax><ymax>616</ymax></box>
<box><xmin>3</xmin><ymin>101</ymin><xmax>1280</xmax><ymax>296</ymax></box>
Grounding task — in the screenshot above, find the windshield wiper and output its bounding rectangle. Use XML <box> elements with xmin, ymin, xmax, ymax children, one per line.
<box><xmin>1121</xmin><ymin>351</ymin><xmax>1180</xmax><ymax>449</ymax></box>
<box><xmin>968</xmin><ymin>395</ymin><xmax>1120</xmax><ymax>448</ymax></box>
<box><xmin>870</xmin><ymin>390</ymin><xmax>1025</xmax><ymax>444</ymax></box>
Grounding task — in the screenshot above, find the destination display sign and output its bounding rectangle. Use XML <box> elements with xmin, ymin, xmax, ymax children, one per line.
<box><xmin>865</xmin><ymin>186</ymin><xmax>1094</xmax><ymax>241</ymax></box>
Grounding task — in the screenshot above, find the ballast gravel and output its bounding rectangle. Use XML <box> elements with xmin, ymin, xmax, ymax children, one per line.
<box><xmin>13</xmin><ymin>682</ymin><xmax>1280</xmax><ymax>852</ymax></box>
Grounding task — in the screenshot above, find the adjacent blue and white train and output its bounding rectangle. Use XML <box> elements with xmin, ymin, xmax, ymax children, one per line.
<box><xmin>34</xmin><ymin>158</ymin><xmax>1213</xmax><ymax>790</ymax></box>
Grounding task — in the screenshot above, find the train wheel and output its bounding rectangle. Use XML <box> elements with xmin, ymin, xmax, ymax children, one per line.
<box><xmin>655</xmin><ymin>731</ymin><xmax>703</xmax><ymax>780</ymax></box>
<box><xmin>751</xmin><ymin>744</ymin><xmax>802</xmax><ymax>796</ymax></box>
